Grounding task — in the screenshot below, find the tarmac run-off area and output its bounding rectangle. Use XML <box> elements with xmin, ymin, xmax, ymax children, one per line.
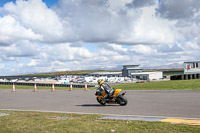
<box><xmin>0</xmin><ymin>89</ymin><xmax>200</xmax><ymax>125</ymax></box>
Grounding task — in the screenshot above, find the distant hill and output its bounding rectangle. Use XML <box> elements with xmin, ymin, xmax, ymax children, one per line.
<box><xmin>15</xmin><ymin>70</ymin><xmax>121</xmax><ymax>77</ymax></box>
<box><xmin>143</xmin><ymin>62</ymin><xmax>183</xmax><ymax>69</ymax></box>
<box><xmin>1</xmin><ymin>62</ymin><xmax>184</xmax><ymax>77</ymax></box>
<box><xmin>18</xmin><ymin>68</ymin><xmax>182</xmax><ymax>77</ymax></box>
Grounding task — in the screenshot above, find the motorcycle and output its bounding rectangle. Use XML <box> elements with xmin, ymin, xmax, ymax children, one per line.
<box><xmin>95</xmin><ymin>87</ymin><xmax>128</xmax><ymax>106</ymax></box>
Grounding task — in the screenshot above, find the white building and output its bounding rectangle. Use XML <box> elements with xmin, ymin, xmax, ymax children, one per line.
<box><xmin>87</xmin><ymin>72</ymin><xmax>122</xmax><ymax>77</ymax></box>
<box><xmin>131</xmin><ymin>71</ymin><xmax>163</xmax><ymax>80</ymax></box>
<box><xmin>87</xmin><ymin>65</ymin><xmax>163</xmax><ymax>81</ymax></box>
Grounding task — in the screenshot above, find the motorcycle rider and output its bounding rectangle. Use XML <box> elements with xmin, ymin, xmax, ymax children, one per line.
<box><xmin>97</xmin><ymin>79</ymin><xmax>115</xmax><ymax>101</ymax></box>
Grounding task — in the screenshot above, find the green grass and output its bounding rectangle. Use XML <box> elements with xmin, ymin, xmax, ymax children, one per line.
<box><xmin>0</xmin><ymin>110</ymin><xmax>199</xmax><ymax>133</ymax></box>
<box><xmin>110</xmin><ymin>79</ymin><xmax>200</xmax><ymax>90</ymax></box>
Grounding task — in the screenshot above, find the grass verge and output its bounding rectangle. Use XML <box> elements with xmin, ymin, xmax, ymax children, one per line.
<box><xmin>0</xmin><ymin>110</ymin><xmax>199</xmax><ymax>133</ymax></box>
<box><xmin>110</xmin><ymin>79</ymin><xmax>200</xmax><ymax>90</ymax></box>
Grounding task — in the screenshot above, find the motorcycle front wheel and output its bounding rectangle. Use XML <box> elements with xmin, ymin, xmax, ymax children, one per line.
<box><xmin>96</xmin><ymin>97</ymin><xmax>106</xmax><ymax>105</ymax></box>
<box><xmin>117</xmin><ymin>95</ymin><xmax>128</xmax><ymax>106</ymax></box>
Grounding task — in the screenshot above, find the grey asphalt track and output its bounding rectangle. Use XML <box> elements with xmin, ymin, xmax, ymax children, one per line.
<box><xmin>0</xmin><ymin>89</ymin><xmax>200</xmax><ymax>119</ymax></box>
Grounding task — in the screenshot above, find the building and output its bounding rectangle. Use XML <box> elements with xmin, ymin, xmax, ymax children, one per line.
<box><xmin>184</xmin><ymin>61</ymin><xmax>200</xmax><ymax>74</ymax></box>
<box><xmin>122</xmin><ymin>65</ymin><xmax>143</xmax><ymax>77</ymax></box>
<box><xmin>131</xmin><ymin>72</ymin><xmax>163</xmax><ymax>80</ymax></box>
<box><xmin>122</xmin><ymin>64</ymin><xmax>163</xmax><ymax>80</ymax></box>
<box><xmin>87</xmin><ymin>65</ymin><xmax>163</xmax><ymax>81</ymax></box>
<box><xmin>170</xmin><ymin>61</ymin><xmax>200</xmax><ymax>80</ymax></box>
<box><xmin>87</xmin><ymin>72</ymin><xmax>122</xmax><ymax>77</ymax></box>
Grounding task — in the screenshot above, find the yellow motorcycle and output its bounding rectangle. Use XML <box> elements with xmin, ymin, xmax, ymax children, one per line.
<box><xmin>95</xmin><ymin>88</ymin><xmax>128</xmax><ymax>106</ymax></box>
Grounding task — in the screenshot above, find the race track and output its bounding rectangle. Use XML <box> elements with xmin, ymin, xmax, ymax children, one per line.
<box><xmin>0</xmin><ymin>89</ymin><xmax>200</xmax><ymax>119</ymax></box>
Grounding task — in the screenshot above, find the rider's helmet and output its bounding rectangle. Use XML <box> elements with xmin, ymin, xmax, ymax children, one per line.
<box><xmin>97</xmin><ymin>79</ymin><xmax>104</xmax><ymax>85</ymax></box>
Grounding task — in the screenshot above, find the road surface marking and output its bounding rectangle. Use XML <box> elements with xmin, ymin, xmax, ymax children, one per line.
<box><xmin>160</xmin><ymin>118</ymin><xmax>200</xmax><ymax>125</ymax></box>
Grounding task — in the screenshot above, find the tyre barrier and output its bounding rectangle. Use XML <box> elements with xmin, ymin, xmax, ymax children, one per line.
<box><xmin>0</xmin><ymin>82</ymin><xmax>95</xmax><ymax>88</ymax></box>
<box><xmin>170</xmin><ymin>74</ymin><xmax>200</xmax><ymax>80</ymax></box>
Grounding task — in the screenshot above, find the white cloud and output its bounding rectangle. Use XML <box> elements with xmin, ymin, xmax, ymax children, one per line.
<box><xmin>55</xmin><ymin>0</ymin><xmax>142</xmax><ymax>43</ymax></box>
<box><xmin>1</xmin><ymin>0</ymin><xmax>76</xmax><ymax>43</ymax></box>
<box><xmin>0</xmin><ymin>63</ymin><xmax>5</xmax><ymax>69</ymax></box>
<box><xmin>0</xmin><ymin>0</ymin><xmax>182</xmax><ymax>45</ymax></box>
<box><xmin>156</xmin><ymin>0</ymin><xmax>200</xmax><ymax>21</ymax></box>
<box><xmin>0</xmin><ymin>15</ymin><xmax>42</xmax><ymax>45</ymax></box>
<box><xmin>126</xmin><ymin>0</ymin><xmax>156</xmax><ymax>8</ymax></box>
<box><xmin>27</xmin><ymin>59</ymin><xmax>38</xmax><ymax>67</ymax></box>
<box><xmin>118</xmin><ymin>6</ymin><xmax>178</xmax><ymax>45</ymax></box>
<box><xmin>50</xmin><ymin>43</ymin><xmax>93</xmax><ymax>61</ymax></box>
<box><xmin>131</xmin><ymin>45</ymin><xmax>157</xmax><ymax>54</ymax></box>
<box><xmin>0</xmin><ymin>0</ymin><xmax>200</xmax><ymax>75</ymax></box>
<box><xmin>104</xmin><ymin>43</ymin><xmax>128</xmax><ymax>53</ymax></box>
<box><xmin>0</xmin><ymin>40</ymin><xmax>39</xmax><ymax>59</ymax></box>
<box><xmin>156</xmin><ymin>0</ymin><xmax>200</xmax><ymax>51</ymax></box>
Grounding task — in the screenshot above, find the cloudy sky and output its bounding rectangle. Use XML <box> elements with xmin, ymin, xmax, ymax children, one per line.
<box><xmin>0</xmin><ymin>0</ymin><xmax>200</xmax><ymax>75</ymax></box>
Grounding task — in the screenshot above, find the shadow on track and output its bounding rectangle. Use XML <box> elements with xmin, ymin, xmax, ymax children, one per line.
<box><xmin>76</xmin><ymin>104</ymin><xmax>119</xmax><ymax>107</ymax></box>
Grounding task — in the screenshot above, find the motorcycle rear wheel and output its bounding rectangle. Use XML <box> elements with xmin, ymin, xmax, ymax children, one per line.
<box><xmin>117</xmin><ymin>95</ymin><xmax>128</xmax><ymax>106</ymax></box>
<box><xmin>96</xmin><ymin>97</ymin><xmax>106</xmax><ymax>105</ymax></box>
